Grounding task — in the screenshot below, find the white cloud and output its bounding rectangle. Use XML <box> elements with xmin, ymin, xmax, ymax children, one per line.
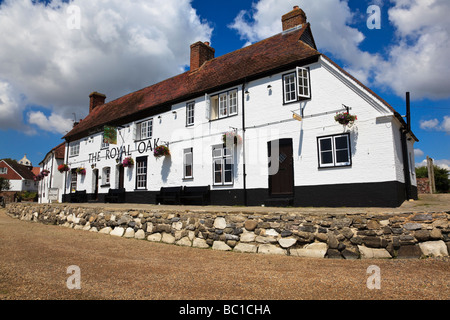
<box><xmin>27</xmin><ymin>111</ymin><xmax>73</xmax><ymax>135</ymax></box>
<box><xmin>414</xmin><ymin>148</ymin><xmax>424</xmax><ymax>157</ymax></box>
<box><xmin>419</xmin><ymin>116</ymin><xmax>450</xmax><ymax>133</ymax></box>
<box><xmin>0</xmin><ymin>80</ymin><xmax>23</xmax><ymax>130</ymax></box>
<box><xmin>420</xmin><ymin>118</ymin><xmax>440</xmax><ymax>130</ymax></box>
<box><xmin>0</xmin><ymin>0</ymin><xmax>212</xmax><ymax>132</ymax></box>
<box><xmin>229</xmin><ymin>0</ymin><xmax>381</xmax><ymax>83</ymax></box>
<box><xmin>229</xmin><ymin>0</ymin><xmax>450</xmax><ymax>101</ymax></box>
<box><xmin>375</xmin><ymin>0</ymin><xmax>450</xmax><ymax>99</ymax></box>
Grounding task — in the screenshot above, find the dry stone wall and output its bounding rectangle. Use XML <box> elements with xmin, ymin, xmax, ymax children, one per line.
<box><xmin>6</xmin><ymin>204</ymin><xmax>450</xmax><ymax>259</ymax></box>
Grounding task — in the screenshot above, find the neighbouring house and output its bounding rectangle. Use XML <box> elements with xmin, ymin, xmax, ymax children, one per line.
<box><xmin>0</xmin><ymin>158</ymin><xmax>38</xmax><ymax>202</ymax></box>
<box><xmin>38</xmin><ymin>142</ymin><xmax>66</xmax><ymax>203</ymax></box>
<box><xmin>61</xmin><ymin>6</ymin><xmax>418</xmax><ymax>207</ymax></box>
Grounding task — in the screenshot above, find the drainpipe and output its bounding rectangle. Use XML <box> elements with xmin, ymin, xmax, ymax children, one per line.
<box><xmin>63</xmin><ymin>140</ymin><xmax>69</xmax><ymax>201</ymax></box>
<box><xmin>400</xmin><ymin>92</ymin><xmax>412</xmax><ymax>201</ymax></box>
<box><xmin>242</xmin><ymin>81</ymin><xmax>248</xmax><ymax>206</ymax></box>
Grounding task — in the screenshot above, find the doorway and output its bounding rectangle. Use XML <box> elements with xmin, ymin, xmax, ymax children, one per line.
<box><xmin>268</xmin><ymin>138</ymin><xmax>294</xmax><ymax>197</ymax></box>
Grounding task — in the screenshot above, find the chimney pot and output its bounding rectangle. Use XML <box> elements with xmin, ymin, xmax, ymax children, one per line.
<box><xmin>282</xmin><ymin>5</ymin><xmax>307</xmax><ymax>31</ymax></box>
<box><xmin>89</xmin><ymin>91</ymin><xmax>106</xmax><ymax>113</ymax></box>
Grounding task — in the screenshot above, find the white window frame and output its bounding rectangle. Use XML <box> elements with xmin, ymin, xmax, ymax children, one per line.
<box><xmin>212</xmin><ymin>145</ymin><xmax>233</xmax><ymax>186</ymax></box>
<box><xmin>0</xmin><ymin>167</ymin><xmax>7</xmax><ymax>174</ymax></box>
<box><xmin>218</xmin><ymin>93</ymin><xmax>227</xmax><ymax>118</ymax></box>
<box><xmin>228</xmin><ymin>89</ymin><xmax>238</xmax><ymax>116</ymax></box>
<box><xmin>183</xmin><ymin>148</ymin><xmax>193</xmax><ymax>179</ymax></box>
<box><xmin>296</xmin><ymin>66</ymin><xmax>311</xmax><ymax>99</ymax></box>
<box><xmin>102</xmin><ymin>167</ymin><xmax>111</xmax><ymax>185</ymax></box>
<box><xmin>136</xmin><ymin>119</ymin><xmax>153</xmax><ymax>141</ymax></box>
<box><xmin>317</xmin><ymin>133</ymin><xmax>351</xmax><ymax>168</ymax></box>
<box><xmin>283</xmin><ymin>73</ymin><xmax>297</xmax><ymax>103</ymax></box>
<box><xmin>70</xmin><ymin>169</ymin><xmax>77</xmax><ymax>192</ymax></box>
<box><xmin>186</xmin><ymin>102</ymin><xmax>195</xmax><ymax>126</ymax></box>
<box><xmin>209</xmin><ymin>88</ymin><xmax>239</xmax><ymax>120</ymax></box>
<box><xmin>283</xmin><ymin>67</ymin><xmax>311</xmax><ymax>104</ymax></box>
<box><xmin>69</xmin><ymin>142</ymin><xmax>80</xmax><ymax>157</ymax></box>
<box><xmin>136</xmin><ymin>157</ymin><xmax>147</xmax><ymax>189</ymax></box>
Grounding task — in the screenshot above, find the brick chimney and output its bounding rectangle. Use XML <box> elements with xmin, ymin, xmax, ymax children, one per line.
<box><xmin>190</xmin><ymin>41</ymin><xmax>215</xmax><ymax>70</ymax></box>
<box><xmin>282</xmin><ymin>6</ymin><xmax>307</xmax><ymax>31</ymax></box>
<box><xmin>89</xmin><ymin>92</ymin><xmax>106</xmax><ymax>113</ymax></box>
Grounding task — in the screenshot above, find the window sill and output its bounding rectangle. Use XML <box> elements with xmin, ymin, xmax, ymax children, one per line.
<box><xmin>209</xmin><ymin>113</ymin><xmax>239</xmax><ymax>122</ymax></box>
<box><xmin>318</xmin><ymin>164</ymin><xmax>352</xmax><ymax>169</ymax></box>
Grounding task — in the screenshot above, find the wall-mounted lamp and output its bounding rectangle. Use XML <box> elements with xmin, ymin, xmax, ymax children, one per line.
<box><xmin>158</xmin><ymin>115</ymin><xmax>162</xmax><ymax>119</ymax></box>
<box><xmin>245</xmin><ymin>90</ymin><xmax>250</xmax><ymax>95</ymax></box>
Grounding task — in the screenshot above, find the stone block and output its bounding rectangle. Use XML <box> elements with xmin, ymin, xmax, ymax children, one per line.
<box><xmin>134</xmin><ymin>229</ymin><xmax>146</xmax><ymax>240</ymax></box>
<box><xmin>212</xmin><ymin>241</ymin><xmax>231</xmax><ymax>251</ymax></box>
<box><xmin>396</xmin><ymin>245</ymin><xmax>422</xmax><ymax>259</ymax></box>
<box><xmin>147</xmin><ymin>233</ymin><xmax>162</xmax><ymax>242</ymax></box>
<box><xmin>278</xmin><ymin>238</ymin><xmax>297</xmax><ymax>248</ymax></box>
<box><xmin>258</xmin><ymin>244</ymin><xmax>286</xmax><ymax>255</ymax></box>
<box><xmin>419</xmin><ymin>241</ymin><xmax>449</xmax><ymax>257</ymax></box>
<box><xmin>290</xmin><ymin>243</ymin><xmax>327</xmax><ymax>258</ymax></box>
<box><xmin>110</xmin><ymin>227</ymin><xmax>124</xmax><ymax>237</ymax></box>
<box><xmin>234</xmin><ymin>243</ymin><xmax>258</xmax><ymax>253</ymax></box>
<box><xmin>358</xmin><ymin>245</ymin><xmax>392</xmax><ymax>259</ymax></box>
<box><xmin>192</xmin><ymin>238</ymin><xmax>209</xmax><ymax>249</ymax></box>
<box><xmin>161</xmin><ymin>232</ymin><xmax>176</xmax><ymax>244</ymax></box>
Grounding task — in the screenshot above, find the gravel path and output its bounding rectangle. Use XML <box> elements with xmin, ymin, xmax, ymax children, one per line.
<box><xmin>0</xmin><ymin>209</ymin><xmax>448</xmax><ymax>301</ymax></box>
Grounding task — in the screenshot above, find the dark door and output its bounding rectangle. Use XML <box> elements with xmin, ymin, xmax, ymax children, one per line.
<box><xmin>93</xmin><ymin>169</ymin><xmax>99</xmax><ymax>200</ymax></box>
<box><xmin>268</xmin><ymin>139</ymin><xmax>294</xmax><ymax>196</ymax></box>
<box><xmin>118</xmin><ymin>165</ymin><xmax>124</xmax><ymax>189</ymax></box>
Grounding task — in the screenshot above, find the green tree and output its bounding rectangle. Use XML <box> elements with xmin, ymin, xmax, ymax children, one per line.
<box><xmin>0</xmin><ymin>177</ymin><xmax>11</xmax><ymax>192</ymax></box>
<box><xmin>415</xmin><ymin>165</ymin><xmax>450</xmax><ymax>193</ymax></box>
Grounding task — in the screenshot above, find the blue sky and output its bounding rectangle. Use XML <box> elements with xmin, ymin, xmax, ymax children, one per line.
<box><xmin>0</xmin><ymin>0</ymin><xmax>449</xmax><ymax>169</ymax></box>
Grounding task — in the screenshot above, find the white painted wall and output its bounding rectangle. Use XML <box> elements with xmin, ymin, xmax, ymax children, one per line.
<box><xmin>39</xmin><ymin>153</ymin><xmax>65</xmax><ymax>203</ymax></box>
<box><xmin>64</xmin><ymin>56</ymin><xmax>415</xmax><ymax>197</ymax></box>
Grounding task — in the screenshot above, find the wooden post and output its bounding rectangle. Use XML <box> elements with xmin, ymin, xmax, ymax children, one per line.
<box><xmin>426</xmin><ymin>156</ymin><xmax>436</xmax><ymax>194</ymax></box>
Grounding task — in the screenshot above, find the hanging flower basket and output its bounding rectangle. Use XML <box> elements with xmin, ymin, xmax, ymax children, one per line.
<box><xmin>58</xmin><ymin>164</ymin><xmax>70</xmax><ymax>173</ymax></box>
<box><xmin>76</xmin><ymin>167</ymin><xmax>86</xmax><ymax>175</ymax></box>
<box><xmin>154</xmin><ymin>145</ymin><xmax>170</xmax><ymax>158</ymax></box>
<box><xmin>41</xmin><ymin>169</ymin><xmax>50</xmax><ymax>177</ymax></box>
<box><xmin>335</xmin><ymin>112</ymin><xmax>357</xmax><ymax>126</ymax></box>
<box><xmin>122</xmin><ymin>157</ymin><xmax>134</xmax><ymax>168</ymax></box>
<box><xmin>222</xmin><ymin>131</ymin><xmax>242</xmax><ymax>146</ymax></box>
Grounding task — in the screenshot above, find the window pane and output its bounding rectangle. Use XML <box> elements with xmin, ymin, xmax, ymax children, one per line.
<box><xmin>185</xmin><ymin>165</ymin><xmax>192</xmax><ymax>178</ymax></box>
<box><xmin>321</xmin><ymin>151</ymin><xmax>333</xmax><ymax>164</ymax></box>
<box><xmin>336</xmin><ymin>150</ymin><xmax>349</xmax><ymax>164</ymax></box>
<box><xmin>320</xmin><ymin>138</ymin><xmax>332</xmax><ymax>151</ymax></box>
<box><xmin>213</xmin><ymin>148</ymin><xmax>222</xmax><ymax>158</ymax></box>
<box><xmin>229</xmin><ymin>90</ymin><xmax>237</xmax><ymax>115</ymax></box>
<box><xmin>335</xmin><ymin>136</ymin><xmax>348</xmax><ymax>150</ymax></box>
<box><xmin>284</xmin><ymin>73</ymin><xmax>296</xmax><ymax>103</ymax></box>
<box><xmin>219</xmin><ymin>94</ymin><xmax>227</xmax><ymax>117</ymax></box>
<box><xmin>224</xmin><ymin>171</ymin><xmax>232</xmax><ymax>183</ymax></box>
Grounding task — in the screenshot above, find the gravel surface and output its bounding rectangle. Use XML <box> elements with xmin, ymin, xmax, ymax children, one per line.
<box><xmin>0</xmin><ymin>208</ymin><xmax>449</xmax><ymax>301</ymax></box>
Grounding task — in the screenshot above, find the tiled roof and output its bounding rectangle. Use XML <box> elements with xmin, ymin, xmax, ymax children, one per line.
<box><xmin>2</xmin><ymin>159</ymin><xmax>36</xmax><ymax>180</ymax></box>
<box><xmin>64</xmin><ymin>25</ymin><xmax>320</xmax><ymax>140</ymax></box>
<box><xmin>39</xmin><ymin>142</ymin><xmax>66</xmax><ymax>165</ymax></box>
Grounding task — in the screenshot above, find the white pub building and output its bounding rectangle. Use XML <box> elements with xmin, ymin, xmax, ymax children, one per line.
<box><xmin>61</xmin><ymin>6</ymin><xmax>418</xmax><ymax>207</ymax></box>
